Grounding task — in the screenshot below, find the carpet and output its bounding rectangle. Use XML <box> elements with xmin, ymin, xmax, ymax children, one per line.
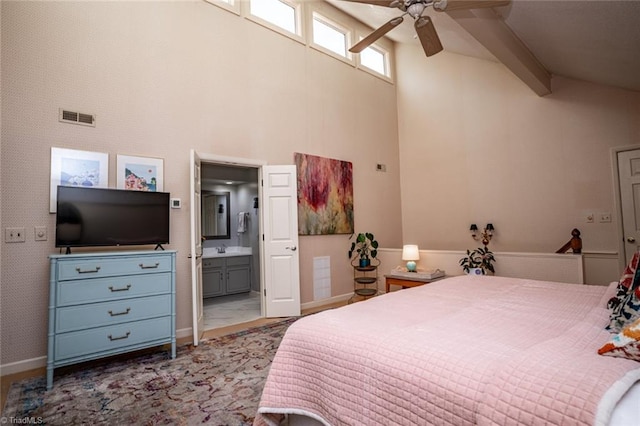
<box><xmin>1</xmin><ymin>318</ymin><xmax>297</xmax><ymax>425</ymax></box>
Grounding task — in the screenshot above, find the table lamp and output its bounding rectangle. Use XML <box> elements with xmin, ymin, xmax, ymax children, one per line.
<box><xmin>402</xmin><ymin>245</ymin><xmax>420</xmax><ymax>272</ymax></box>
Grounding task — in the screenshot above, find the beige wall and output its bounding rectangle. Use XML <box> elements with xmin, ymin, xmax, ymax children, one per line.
<box><xmin>396</xmin><ymin>43</ymin><xmax>640</xmax><ymax>262</ymax></box>
<box><xmin>0</xmin><ymin>1</ymin><xmax>402</xmax><ymax>367</ymax></box>
<box><xmin>3</xmin><ymin>0</ymin><xmax>640</xmax><ymax>370</ymax></box>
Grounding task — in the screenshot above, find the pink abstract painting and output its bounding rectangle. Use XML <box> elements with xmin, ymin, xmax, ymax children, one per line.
<box><xmin>295</xmin><ymin>153</ymin><xmax>354</xmax><ymax>235</ymax></box>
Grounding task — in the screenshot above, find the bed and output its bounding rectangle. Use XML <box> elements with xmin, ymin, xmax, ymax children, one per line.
<box><xmin>255</xmin><ymin>275</ymin><xmax>640</xmax><ymax>426</ymax></box>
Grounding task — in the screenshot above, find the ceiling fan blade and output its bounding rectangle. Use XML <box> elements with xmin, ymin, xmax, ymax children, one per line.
<box><xmin>338</xmin><ymin>0</ymin><xmax>399</xmax><ymax>7</ymax></box>
<box><xmin>434</xmin><ymin>0</ymin><xmax>511</xmax><ymax>12</ymax></box>
<box><xmin>350</xmin><ymin>16</ymin><xmax>404</xmax><ymax>53</ymax></box>
<box><xmin>415</xmin><ymin>16</ymin><xmax>443</xmax><ymax>57</ymax></box>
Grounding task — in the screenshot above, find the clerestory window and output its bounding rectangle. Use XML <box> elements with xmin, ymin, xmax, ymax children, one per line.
<box><xmin>359</xmin><ymin>44</ymin><xmax>389</xmax><ymax>78</ymax></box>
<box><xmin>312</xmin><ymin>13</ymin><xmax>349</xmax><ymax>58</ymax></box>
<box><xmin>249</xmin><ymin>0</ymin><xmax>300</xmax><ymax>36</ymax></box>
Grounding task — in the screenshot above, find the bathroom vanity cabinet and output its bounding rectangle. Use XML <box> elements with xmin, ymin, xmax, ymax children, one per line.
<box><xmin>202</xmin><ymin>255</ymin><xmax>251</xmax><ymax>298</ymax></box>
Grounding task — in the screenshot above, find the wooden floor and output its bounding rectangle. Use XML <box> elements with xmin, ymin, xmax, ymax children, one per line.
<box><xmin>0</xmin><ymin>300</ymin><xmax>346</xmax><ymax>410</ymax></box>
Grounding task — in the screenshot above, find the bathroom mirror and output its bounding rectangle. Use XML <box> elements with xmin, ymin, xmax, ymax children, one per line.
<box><xmin>202</xmin><ymin>191</ymin><xmax>230</xmax><ymax>240</ymax></box>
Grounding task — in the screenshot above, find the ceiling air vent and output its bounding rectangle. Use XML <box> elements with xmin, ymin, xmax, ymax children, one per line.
<box><xmin>58</xmin><ymin>108</ymin><xmax>96</xmax><ymax>127</ymax></box>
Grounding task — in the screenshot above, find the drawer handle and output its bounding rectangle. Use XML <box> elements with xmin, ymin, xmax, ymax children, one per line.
<box><xmin>108</xmin><ymin>332</ymin><xmax>131</xmax><ymax>341</ymax></box>
<box><xmin>108</xmin><ymin>284</ymin><xmax>131</xmax><ymax>292</ymax></box>
<box><xmin>76</xmin><ymin>266</ymin><xmax>101</xmax><ymax>274</ymax></box>
<box><xmin>139</xmin><ymin>262</ymin><xmax>160</xmax><ymax>269</ymax></box>
<box><xmin>108</xmin><ymin>308</ymin><xmax>131</xmax><ymax>317</ymax></box>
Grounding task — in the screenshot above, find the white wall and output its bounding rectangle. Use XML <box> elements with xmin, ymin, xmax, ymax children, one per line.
<box><xmin>0</xmin><ymin>1</ymin><xmax>402</xmax><ymax>367</ymax></box>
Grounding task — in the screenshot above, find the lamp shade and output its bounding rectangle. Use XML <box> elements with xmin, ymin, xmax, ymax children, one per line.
<box><xmin>402</xmin><ymin>245</ymin><xmax>420</xmax><ymax>272</ymax></box>
<box><xmin>402</xmin><ymin>245</ymin><xmax>420</xmax><ymax>261</ymax></box>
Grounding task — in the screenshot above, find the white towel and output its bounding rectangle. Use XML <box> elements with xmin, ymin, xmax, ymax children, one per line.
<box><xmin>237</xmin><ymin>212</ymin><xmax>247</xmax><ymax>233</ymax></box>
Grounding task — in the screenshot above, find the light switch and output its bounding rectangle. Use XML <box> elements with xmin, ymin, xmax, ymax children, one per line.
<box><xmin>599</xmin><ymin>213</ymin><xmax>612</xmax><ymax>223</ymax></box>
<box><xmin>35</xmin><ymin>226</ymin><xmax>48</xmax><ymax>241</ymax></box>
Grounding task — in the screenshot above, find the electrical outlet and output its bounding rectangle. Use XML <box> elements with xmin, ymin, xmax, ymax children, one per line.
<box><xmin>585</xmin><ymin>214</ymin><xmax>594</xmax><ymax>223</ymax></box>
<box><xmin>5</xmin><ymin>227</ymin><xmax>26</xmax><ymax>243</ymax></box>
<box><xmin>599</xmin><ymin>213</ymin><xmax>612</xmax><ymax>223</ymax></box>
<box><xmin>375</xmin><ymin>163</ymin><xmax>387</xmax><ymax>172</ymax></box>
<box><xmin>35</xmin><ymin>226</ymin><xmax>48</xmax><ymax>241</ymax></box>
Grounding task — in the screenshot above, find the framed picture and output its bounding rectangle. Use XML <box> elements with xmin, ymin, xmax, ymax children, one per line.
<box><xmin>49</xmin><ymin>147</ymin><xmax>109</xmax><ymax>213</ymax></box>
<box><xmin>117</xmin><ymin>154</ymin><xmax>164</xmax><ymax>192</ymax></box>
<box><xmin>295</xmin><ymin>152</ymin><xmax>354</xmax><ymax>235</ymax></box>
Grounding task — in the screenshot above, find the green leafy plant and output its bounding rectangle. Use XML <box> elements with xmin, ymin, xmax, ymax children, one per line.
<box><xmin>459</xmin><ymin>246</ymin><xmax>496</xmax><ymax>274</ymax></box>
<box><xmin>348</xmin><ymin>232</ymin><xmax>379</xmax><ymax>265</ymax></box>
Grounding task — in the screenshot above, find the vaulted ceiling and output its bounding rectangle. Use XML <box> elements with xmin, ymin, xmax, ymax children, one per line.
<box><xmin>326</xmin><ymin>0</ymin><xmax>640</xmax><ymax>96</ymax></box>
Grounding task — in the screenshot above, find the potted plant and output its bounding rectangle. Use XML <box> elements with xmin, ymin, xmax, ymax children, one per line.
<box><xmin>348</xmin><ymin>232</ymin><xmax>379</xmax><ymax>267</ymax></box>
<box><xmin>459</xmin><ymin>246</ymin><xmax>496</xmax><ymax>275</ymax></box>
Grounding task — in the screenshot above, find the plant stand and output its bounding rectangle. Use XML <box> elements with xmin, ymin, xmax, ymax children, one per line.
<box><xmin>349</xmin><ymin>260</ymin><xmax>379</xmax><ymax>304</ymax></box>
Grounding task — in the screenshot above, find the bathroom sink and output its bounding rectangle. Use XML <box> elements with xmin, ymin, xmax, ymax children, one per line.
<box><xmin>202</xmin><ymin>246</ymin><xmax>252</xmax><ymax>258</ymax></box>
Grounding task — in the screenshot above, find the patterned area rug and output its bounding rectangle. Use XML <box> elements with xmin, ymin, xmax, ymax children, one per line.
<box><xmin>2</xmin><ymin>318</ymin><xmax>297</xmax><ymax>425</ymax></box>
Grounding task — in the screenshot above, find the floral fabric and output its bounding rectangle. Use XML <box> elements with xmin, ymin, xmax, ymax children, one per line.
<box><xmin>599</xmin><ymin>316</ymin><xmax>640</xmax><ymax>362</ymax></box>
<box><xmin>607</xmin><ymin>252</ymin><xmax>640</xmax><ymax>332</ymax></box>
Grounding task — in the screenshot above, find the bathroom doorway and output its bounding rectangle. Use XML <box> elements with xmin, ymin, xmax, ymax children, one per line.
<box><xmin>190</xmin><ymin>151</ymin><xmax>300</xmax><ymax>344</ymax></box>
<box><xmin>200</xmin><ymin>162</ymin><xmax>261</xmax><ymax>330</ymax></box>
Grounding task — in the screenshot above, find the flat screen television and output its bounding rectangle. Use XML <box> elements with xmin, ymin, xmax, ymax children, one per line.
<box><xmin>56</xmin><ymin>186</ymin><xmax>170</xmax><ymax>253</ymax></box>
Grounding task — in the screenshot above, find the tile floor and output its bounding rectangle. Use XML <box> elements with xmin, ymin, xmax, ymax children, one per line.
<box><xmin>203</xmin><ymin>291</ymin><xmax>261</xmax><ymax>330</ymax></box>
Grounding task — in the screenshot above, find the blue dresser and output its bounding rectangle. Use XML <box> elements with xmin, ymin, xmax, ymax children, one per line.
<box><xmin>47</xmin><ymin>250</ymin><xmax>176</xmax><ymax>390</ymax></box>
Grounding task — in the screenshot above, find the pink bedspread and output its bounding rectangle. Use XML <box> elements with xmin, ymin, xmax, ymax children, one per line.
<box><xmin>255</xmin><ymin>276</ymin><xmax>640</xmax><ymax>426</ymax></box>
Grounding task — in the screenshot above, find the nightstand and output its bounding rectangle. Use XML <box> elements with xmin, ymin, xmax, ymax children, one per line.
<box><xmin>384</xmin><ymin>274</ymin><xmax>445</xmax><ymax>293</ymax></box>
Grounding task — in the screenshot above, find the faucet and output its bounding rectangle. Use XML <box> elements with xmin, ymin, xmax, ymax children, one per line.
<box><xmin>217</xmin><ymin>244</ymin><xmax>226</xmax><ymax>254</ymax></box>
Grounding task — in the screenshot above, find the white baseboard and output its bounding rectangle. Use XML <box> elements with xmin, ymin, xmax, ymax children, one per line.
<box><xmin>176</xmin><ymin>327</ymin><xmax>193</xmax><ymax>339</ymax></box>
<box><xmin>301</xmin><ymin>292</ymin><xmax>352</xmax><ymax>310</ymax></box>
<box><xmin>0</xmin><ymin>356</ymin><xmax>47</xmax><ymax>377</ymax></box>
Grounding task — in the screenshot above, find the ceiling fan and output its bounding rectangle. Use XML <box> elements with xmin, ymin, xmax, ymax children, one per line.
<box><xmin>343</xmin><ymin>0</ymin><xmax>511</xmax><ymax>57</ymax></box>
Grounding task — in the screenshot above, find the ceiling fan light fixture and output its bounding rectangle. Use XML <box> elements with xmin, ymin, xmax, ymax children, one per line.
<box><xmin>433</xmin><ymin>0</ymin><xmax>447</xmax><ymax>12</ymax></box>
<box><xmin>342</xmin><ymin>0</ymin><xmax>510</xmax><ymax>58</ymax></box>
<box><xmin>407</xmin><ymin>3</ymin><xmax>426</xmax><ymax>18</ymax></box>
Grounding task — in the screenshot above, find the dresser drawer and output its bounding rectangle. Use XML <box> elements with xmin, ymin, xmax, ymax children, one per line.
<box><xmin>56</xmin><ymin>255</ymin><xmax>172</xmax><ymax>281</ymax></box>
<box><xmin>56</xmin><ymin>294</ymin><xmax>171</xmax><ymax>333</ymax></box>
<box><xmin>48</xmin><ymin>251</ymin><xmax>177</xmax><ymax>390</ymax></box>
<box><xmin>57</xmin><ymin>273</ymin><xmax>171</xmax><ymax>306</ymax></box>
<box><xmin>54</xmin><ymin>316</ymin><xmax>172</xmax><ymax>361</ymax></box>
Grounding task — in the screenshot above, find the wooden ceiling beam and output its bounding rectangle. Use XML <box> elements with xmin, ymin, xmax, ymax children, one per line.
<box><xmin>446</xmin><ymin>7</ymin><xmax>551</xmax><ymax>96</ymax></box>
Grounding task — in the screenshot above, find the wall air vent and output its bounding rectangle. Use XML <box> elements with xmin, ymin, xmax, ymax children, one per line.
<box><xmin>58</xmin><ymin>108</ymin><xmax>95</xmax><ymax>127</ymax></box>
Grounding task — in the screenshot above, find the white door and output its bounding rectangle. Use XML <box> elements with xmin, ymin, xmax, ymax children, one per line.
<box><xmin>190</xmin><ymin>149</ymin><xmax>204</xmax><ymax>346</ymax></box>
<box><xmin>618</xmin><ymin>148</ymin><xmax>640</xmax><ymax>264</ymax></box>
<box><xmin>261</xmin><ymin>165</ymin><xmax>301</xmax><ymax>317</ymax></box>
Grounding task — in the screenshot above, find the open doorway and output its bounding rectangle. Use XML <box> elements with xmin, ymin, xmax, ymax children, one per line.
<box><xmin>200</xmin><ymin>163</ymin><xmax>261</xmax><ymax>331</ymax></box>
<box><xmin>191</xmin><ymin>151</ymin><xmax>301</xmax><ymax>345</ymax></box>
